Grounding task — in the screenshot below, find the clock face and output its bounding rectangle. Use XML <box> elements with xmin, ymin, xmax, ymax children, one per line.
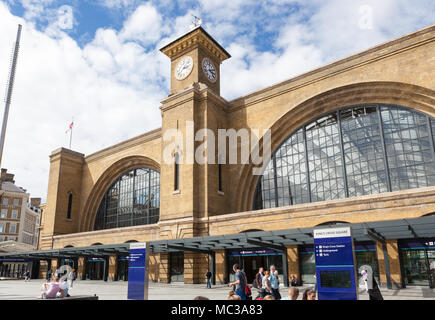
<box><xmin>175</xmin><ymin>56</ymin><xmax>194</xmax><ymax>80</ymax></box>
<box><xmin>202</xmin><ymin>58</ymin><xmax>217</xmax><ymax>83</ymax></box>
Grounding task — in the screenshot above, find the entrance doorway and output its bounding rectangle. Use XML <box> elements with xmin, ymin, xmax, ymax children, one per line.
<box><xmin>170</xmin><ymin>252</ymin><xmax>184</xmax><ymax>283</ymax></box>
<box><xmin>227</xmin><ymin>249</ymin><xmax>283</xmax><ymax>285</ymax></box>
<box><xmin>117</xmin><ymin>256</ymin><xmax>129</xmax><ymax>281</ymax></box>
<box><xmin>400</xmin><ymin>239</ymin><xmax>435</xmax><ymax>288</ymax></box>
<box><xmin>401</xmin><ymin>249</ymin><xmax>435</xmax><ymax>287</ymax></box>
<box><xmin>85</xmin><ymin>258</ymin><xmax>105</xmax><ymax>280</ymax></box>
<box><xmin>242</xmin><ymin>255</ymin><xmax>267</xmax><ymax>284</ymax></box>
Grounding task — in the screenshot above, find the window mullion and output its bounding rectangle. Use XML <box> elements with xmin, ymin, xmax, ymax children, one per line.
<box><xmin>303</xmin><ymin>126</ymin><xmax>312</xmax><ymax>203</ymax></box>
<box><xmin>337</xmin><ymin>110</ymin><xmax>349</xmax><ymax>198</ymax></box>
<box><xmin>272</xmin><ymin>155</ymin><xmax>279</xmax><ymax>208</ymax></box>
<box><xmin>377</xmin><ymin>106</ymin><xmax>392</xmax><ymax>192</ymax></box>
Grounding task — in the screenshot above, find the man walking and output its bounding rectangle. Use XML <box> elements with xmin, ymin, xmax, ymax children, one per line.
<box><xmin>269</xmin><ymin>265</ymin><xmax>281</xmax><ymax>300</ymax></box>
<box><xmin>254</xmin><ymin>267</ymin><xmax>264</xmax><ymax>288</ymax></box>
<box><xmin>228</xmin><ymin>264</ymin><xmax>247</xmax><ymax>300</ymax></box>
<box><xmin>24</xmin><ymin>269</ymin><xmax>31</xmax><ymax>282</ymax></box>
<box><xmin>206</xmin><ymin>270</ymin><xmax>212</xmax><ymax>289</ymax></box>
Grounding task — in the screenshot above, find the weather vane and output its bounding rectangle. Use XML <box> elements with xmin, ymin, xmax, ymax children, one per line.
<box><xmin>190</xmin><ymin>14</ymin><xmax>202</xmax><ymax>29</ymax></box>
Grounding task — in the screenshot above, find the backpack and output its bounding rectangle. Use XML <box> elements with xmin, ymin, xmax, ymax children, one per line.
<box><xmin>245</xmin><ymin>285</ymin><xmax>252</xmax><ymax>296</ymax></box>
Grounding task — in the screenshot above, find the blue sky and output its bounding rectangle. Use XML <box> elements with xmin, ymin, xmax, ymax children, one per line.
<box><xmin>0</xmin><ymin>0</ymin><xmax>434</xmax><ymax>200</ymax></box>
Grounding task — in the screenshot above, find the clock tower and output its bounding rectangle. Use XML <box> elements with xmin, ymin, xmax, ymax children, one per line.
<box><xmin>160</xmin><ymin>26</ymin><xmax>231</xmax><ymax>96</ymax></box>
<box><xmin>158</xmin><ymin>27</ymin><xmax>232</xmax><ymax>250</ymax></box>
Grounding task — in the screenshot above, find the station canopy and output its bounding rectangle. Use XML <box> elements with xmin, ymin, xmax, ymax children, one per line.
<box><xmin>1</xmin><ymin>215</ymin><xmax>434</xmax><ymax>260</ymax></box>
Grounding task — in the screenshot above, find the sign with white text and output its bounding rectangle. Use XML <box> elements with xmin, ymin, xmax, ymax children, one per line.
<box><xmin>127</xmin><ymin>242</ymin><xmax>150</xmax><ymax>300</ymax></box>
<box><xmin>314</xmin><ymin>227</ymin><xmax>358</xmax><ymax>300</ymax></box>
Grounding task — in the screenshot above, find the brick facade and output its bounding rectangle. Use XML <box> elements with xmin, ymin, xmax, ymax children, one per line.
<box><xmin>38</xmin><ymin>26</ymin><xmax>435</xmax><ymax>285</ymax></box>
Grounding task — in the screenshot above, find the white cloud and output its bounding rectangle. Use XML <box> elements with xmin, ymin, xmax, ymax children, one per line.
<box><xmin>119</xmin><ymin>3</ymin><xmax>167</xmax><ymax>45</ymax></box>
<box><xmin>0</xmin><ymin>0</ymin><xmax>433</xmax><ymax>202</ymax></box>
<box><xmin>0</xmin><ymin>2</ymin><xmax>165</xmax><ymax>201</ymax></box>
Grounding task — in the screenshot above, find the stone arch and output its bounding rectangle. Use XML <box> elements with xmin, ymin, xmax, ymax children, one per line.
<box><xmin>91</xmin><ymin>242</ymin><xmax>103</xmax><ymax>246</ymax></box>
<box><xmin>240</xmin><ymin>229</ymin><xmax>264</xmax><ymax>233</ymax></box>
<box><xmin>80</xmin><ymin>155</ymin><xmax>160</xmax><ymax>232</ymax></box>
<box><xmin>125</xmin><ymin>240</ymin><xmax>138</xmax><ymax>243</ymax></box>
<box><xmin>64</xmin><ymin>245</ymin><xmax>74</xmax><ymax>248</ymax></box>
<box><xmin>235</xmin><ymin>81</ymin><xmax>435</xmax><ymax>213</ymax></box>
<box><xmin>423</xmin><ymin>212</ymin><xmax>435</xmax><ymax>218</ymax></box>
<box><xmin>315</xmin><ymin>221</ymin><xmax>350</xmax><ymax>227</ymax></box>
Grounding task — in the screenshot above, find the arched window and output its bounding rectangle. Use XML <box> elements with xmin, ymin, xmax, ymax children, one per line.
<box><xmin>94</xmin><ymin>167</ymin><xmax>160</xmax><ymax>230</ymax></box>
<box><xmin>218</xmin><ymin>164</ymin><xmax>223</xmax><ymax>192</ymax></box>
<box><xmin>67</xmin><ymin>193</ymin><xmax>73</xmax><ymax>220</ymax></box>
<box><xmin>174</xmin><ymin>153</ymin><xmax>180</xmax><ymax>191</ymax></box>
<box><xmin>254</xmin><ymin>104</ymin><xmax>435</xmax><ymax>210</ymax></box>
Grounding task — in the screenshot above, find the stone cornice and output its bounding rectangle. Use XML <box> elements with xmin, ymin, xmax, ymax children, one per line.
<box><xmin>209</xmin><ymin>186</ymin><xmax>435</xmax><ymax>224</ymax></box>
<box><xmin>51</xmin><ymin>223</ymin><xmax>160</xmax><ymax>240</ymax></box>
<box><xmin>160</xmin><ymin>26</ymin><xmax>231</xmax><ymax>63</ymax></box>
<box><xmin>85</xmin><ymin>128</ymin><xmax>162</xmax><ymax>163</ymax></box>
<box><xmin>160</xmin><ymin>82</ymin><xmax>230</xmax><ymax>113</ymax></box>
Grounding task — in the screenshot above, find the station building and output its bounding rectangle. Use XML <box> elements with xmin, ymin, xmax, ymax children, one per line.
<box><xmin>4</xmin><ymin>25</ymin><xmax>435</xmax><ymax>288</ymax></box>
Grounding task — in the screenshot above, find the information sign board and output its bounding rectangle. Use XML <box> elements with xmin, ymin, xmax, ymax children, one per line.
<box><xmin>314</xmin><ymin>227</ymin><xmax>358</xmax><ymax>300</ymax></box>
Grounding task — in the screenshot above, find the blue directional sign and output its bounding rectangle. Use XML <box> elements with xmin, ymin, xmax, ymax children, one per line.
<box><xmin>314</xmin><ymin>227</ymin><xmax>358</xmax><ymax>300</ymax></box>
<box><xmin>127</xmin><ymin>242</ymin><xmax>149</xmax><ymax>300</ymax></box>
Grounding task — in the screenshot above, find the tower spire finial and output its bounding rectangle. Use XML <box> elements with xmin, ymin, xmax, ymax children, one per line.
<box><xmin>190</xmin><ymin>14</ymin><xmax>202</xmax><ymax>29</ymax></box>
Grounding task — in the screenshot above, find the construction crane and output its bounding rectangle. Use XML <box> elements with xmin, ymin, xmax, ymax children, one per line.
<box><xmin>0</xmin><ymin>24</ymin><xmax>22</xmax><ymax>169</ymax></box>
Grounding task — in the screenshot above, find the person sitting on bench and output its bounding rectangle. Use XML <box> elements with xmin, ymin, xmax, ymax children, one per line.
<box><xmin>41</xmin><ymin>276</ymin><xmax>64</xmax><ymax>299</ymax></box>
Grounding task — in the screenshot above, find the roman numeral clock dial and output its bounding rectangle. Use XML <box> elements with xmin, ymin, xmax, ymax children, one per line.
<box><xmin>202</xmin><ymin>58</ymin><xmax>217</xmax><ymax>83</ymax></box>
<box><xmin>175</xmin><ymin>56</ymin><xmax>194</xmax><ymax>80</ymax></box>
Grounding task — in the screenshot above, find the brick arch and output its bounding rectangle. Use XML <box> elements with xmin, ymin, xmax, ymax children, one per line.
<box><xmin>235</xmin><ymin>81</ymin><xmax>435</xmax><ymax>213</ymax></box>
<box><xmin>80</xmin><ymin>155</ymin><xmax>160</xmax><ymax>232</ymax></box>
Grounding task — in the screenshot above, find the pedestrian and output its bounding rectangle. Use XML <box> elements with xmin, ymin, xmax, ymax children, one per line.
<box><xmin>24</xmin><ymin>270</ymin><xmax>31</xmax><ymax>282</ymax></box>
<box><xmin>206</xmin><ymin>270</ymin><xmax>212</xmax><ymax>289</ymax></box>
<box><xmin>228</xmin><ymin>264</ymin><xmax>247</xmax><ymax>300</ymax></box>
<box><xmin>302</xmin><ymin>288</ymin><xmax>316</xmax><ymax>300</ymax></box>
<box><xmin>54</xmin><ymin>267</ymin><xmax>60</xmax><ymax>277</ymax></box>
<box><xmin>361</xmin><ymin>269</ymin><xmax>383</xmax><ymax>300</ymax></box>
<box><xmin>67</xmin><ymin>269</ymin><xmax>75</xmax><ymax>288</ymax></box>
<box><xmin>269</xmin><ymin>266</ymin><xmax>281</xmax><ymax>300</ymax></box>
<box><xmin>261</xmin><ymin>270</ymin><xmax>272</xmax><ymax>299</ymax></box>
<box><xmin>46</xmin><ymin>269</ymin><xmax>52</xmax><ymax>281</ymax></box>
<box><xmin>254</xmin><ymin>267</ymin><xmax>264</xmax><ymax>288</ymax></box>
<box><xmin>41</xmin><ymin>276</ymin><xmax>64</xmax><ymax>299</ymax></box>
<box><xmin>291</xmin><ymin>275</ymin><xmax>298</xmax><ymax>286</ymax></box>
<box><xmin>253</xmin><ymin>267</ymin><xmax>264</xmax><ymax>299</ymax></box>
<box><xmin>194</xmin><ymin>296</ymin><xmax>209</xmax><ymax>300</ymax></box>
<box><xmin>281</xmin><ymin>287</ymin><xmax>299</xmax><ymax>300</ymax></box>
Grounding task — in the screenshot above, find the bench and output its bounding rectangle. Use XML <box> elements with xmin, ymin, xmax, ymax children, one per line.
<box><xmin>39</xmin><ymin>295</ymin><xmax>99</xmax><ymax>300</ymax></box>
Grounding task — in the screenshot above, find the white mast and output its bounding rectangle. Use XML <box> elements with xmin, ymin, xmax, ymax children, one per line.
<box><xmin>0</xmin><ymin>24</ymin><xmax>22</xmax><ymax>168</ymax></box>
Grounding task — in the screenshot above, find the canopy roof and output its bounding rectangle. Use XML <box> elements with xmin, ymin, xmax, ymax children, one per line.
<box><xmin>1</xmin><ymin>215</ymin><xmax>434</xmax><ymax>260</ymax></box>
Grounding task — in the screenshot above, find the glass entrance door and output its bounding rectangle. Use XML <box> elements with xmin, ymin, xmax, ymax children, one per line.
<box><xmin>428</xmin><ymin>250</ymin><xmax>435</xmax><ymax>288</ymax></box>
<box><xmin>170</xmin><ymin>252</ymin><xmax>184</xmax><ymax>283</ymax></box>
<box><xmin>85</xmin><ymin>259</ymin><xmax>105</xmax><ymax>280</ymax></box>
<box><xmin>117</xmin><ymin>257</ymin><xmax>129</xmax><ymax>281</ymax></box>
<box><xmin>401</xmin><ymin>250</ymin><xmax>430</xmax><ymax>286</ymax></box>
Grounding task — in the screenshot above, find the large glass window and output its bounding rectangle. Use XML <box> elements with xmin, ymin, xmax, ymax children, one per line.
<box><xmin>94</xmin><ymin>167</ymin><xmax>160</xmax><ymax>230</ymax></box>
<box><xmin>254</xmin><ymin>105</ymin><xmax>435</xmax><ymax>210</ymax></box>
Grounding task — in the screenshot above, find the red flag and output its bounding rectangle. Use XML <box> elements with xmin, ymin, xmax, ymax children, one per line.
<box><xmin>65</xmin><ymin>121</ymin><xmax>74</xmax><ymax>134</ymax></box>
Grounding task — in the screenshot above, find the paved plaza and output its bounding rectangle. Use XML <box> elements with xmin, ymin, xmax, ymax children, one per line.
<box><xmin>0</xmin><ymin>280</ymin><xmax>434</xmax><ymax>300</ymax></box>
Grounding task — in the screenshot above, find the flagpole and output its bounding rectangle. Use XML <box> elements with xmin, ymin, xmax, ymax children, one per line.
<box><xmin>69</xmin><ymin>117</ymin><xmax>73</xmax><ymax>149</ymax></box>
<box><xmin>69</xmin><ymin>126</ymin><xmax>72</xmax><ymax>149</ymax></box>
